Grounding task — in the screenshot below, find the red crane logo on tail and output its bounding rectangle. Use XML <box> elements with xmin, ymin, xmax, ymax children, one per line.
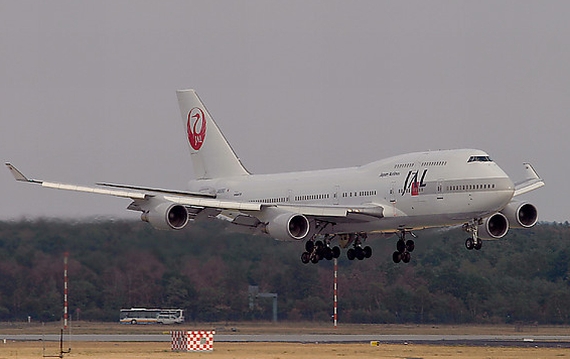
<box><xmin>187</xmin><ymin>107</ymin><xmax>206</xmax><ymax>150</ymax></box>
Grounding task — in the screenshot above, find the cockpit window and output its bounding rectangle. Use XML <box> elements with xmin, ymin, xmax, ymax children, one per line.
<box><xmin>467</xmin><ymin>155</ymin><xmax>493</xmax><ymax>163</ymax></box>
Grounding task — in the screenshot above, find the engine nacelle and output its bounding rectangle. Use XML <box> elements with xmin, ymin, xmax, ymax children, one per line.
<box><xmin>266</xmin><ymin>212</ymin><xmax>310</xmax><ymax>241</ymax></box>
<box><xmin>141</xmin><ymin>203</ymin><xmax>189</xmax><ymax>230</ymax></box>
<box><xmin>501</xmin><ymin>201</ymin><xmax>538</xmax><ymax>229</ymax></box>
<box><xmin>478</xmin><ymin>212</ymin><xmax>509</xmax><ymax>240</ymax></box>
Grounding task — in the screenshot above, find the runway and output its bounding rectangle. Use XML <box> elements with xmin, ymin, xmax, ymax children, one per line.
<box><xmin>4</xmin><ymin>334</ymin><xmax>570</xmax><ymax>347</ymax></box>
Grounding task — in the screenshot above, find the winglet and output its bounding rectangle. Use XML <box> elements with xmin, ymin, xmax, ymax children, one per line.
<box><xmin>5</xmin><ymin>163</ymin><xmax>41</xmax><ymax>183</ymax></box>
<box><xmin>514</xmin><ymin>162</ymin><xmax>544</xmax><ymax>196</ymax></box>
<box><xmin>522</xmin><ymin>162</ymin><xmax>540</xmax><ymax>180</ymax></box>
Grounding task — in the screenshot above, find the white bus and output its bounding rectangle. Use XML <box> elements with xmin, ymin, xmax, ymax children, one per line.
<box><xmin>119</xmin><ymin>308</ymin><xmax>184</xmax><ymax>324</ymax></box>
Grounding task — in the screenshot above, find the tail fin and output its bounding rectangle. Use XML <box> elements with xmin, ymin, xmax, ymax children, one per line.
<box><xmin>176</xmin><ymin>89</ymin><xmax>250</xmax><ymax>179</ymax></box>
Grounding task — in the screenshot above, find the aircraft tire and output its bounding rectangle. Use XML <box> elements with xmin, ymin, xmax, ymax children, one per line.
<box><xmin>332</xmin><ymin>246</ymin><xmax>341</xmax><ymax>258</ymax></box>
<box><xmin>355</xmin><ymin>247</ymin><xmax>364</xmax><ymax>260</ymax></box>
<box><xmin>474</xmin><ymin>241</ymin><xmax>482</xmax><ymax>250</ymax></box>
<box><xmin>402</xmin><ymin>251</ymin><xmax>411</xmax><ymax>263</ymax></box>
<box><xmin>301</xmin><ymin>252</ymin><xmax>310</xmax><ymax>264</ymax></box>
<box><xmin>392</xmin><ymin>251</ymin><xmax>401</xmax><ymax>263</ymax></box>
<box><xmin>305</xmin><ymin>241</ymin><xmax>314</xmax><ymax>252</ymax></box>
<box><xmin>406</xmin><ymin>240</ymin><xmax>415</xmax><ymax>252</ymax></box>
<box><xmin>347</xmin><ymin>248</ymin><xmax>356</xmax><ymax>260</ymax></box>
<box><xmin>324</xmin><ymin>247</ymin><xmax>333</xmax><ymax>260</ymax></box>
<box><xmin>363</xmin><ymin>246</ymin><xmax>372</xmax><ymax>258</ymax></box>
<box><xmin>397</xmin><ymin>239</ymin><xmax>406</xmax><ymax>253</ymax></box>
<box><xmin>465</xmin><ymin>238</ymin><xmax>474</xmax><ymax>250</ymax></box>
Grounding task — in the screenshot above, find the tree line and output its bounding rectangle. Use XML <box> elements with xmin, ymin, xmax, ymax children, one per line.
<box><xmin>0</xmin><ymin>219</ymin><xmax>569</xmax><ymax>324</ymax></box>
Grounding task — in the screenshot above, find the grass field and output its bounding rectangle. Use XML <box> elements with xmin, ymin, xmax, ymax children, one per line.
<box><xmin>1</xmin><ymin>341</ymin><xmax>569</xmax><ymax>359</ymax></box>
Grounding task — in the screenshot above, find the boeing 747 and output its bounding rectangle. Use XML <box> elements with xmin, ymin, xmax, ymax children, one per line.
<box><xmin>6</xmin><ymin>89</ymin><xmax>544</xmax><ymax>264</ymax></box>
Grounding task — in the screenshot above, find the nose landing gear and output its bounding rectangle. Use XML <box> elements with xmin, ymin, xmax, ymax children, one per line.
<box><xmin>463</xmin><ymin>220</ymin><xmax>483</xmax><ymax>251</ymax></box>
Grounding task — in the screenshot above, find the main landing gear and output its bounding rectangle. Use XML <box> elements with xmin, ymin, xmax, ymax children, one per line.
<box><xmin>346</xmin><ymin>234</ymin><xmax>372</xmax><ymax>262</ymax></box>
<box><xmin>300</xmin><ymin>233</ymin><xmax>372</xmax><ymax>264</ymax></box>
<box><xmin>301</xmin><ymin>238</ymin><xmax>341</xmax><ymax>264</ymax></box>
<box><xmin>392</xmin><ymin>230</ymin><xmax>415</xmax><ymax>264</ymax></box>
<box><xmin>463</xmin><ymin>220</ymin><xmax>483</xmax><ymax>251</ymax></box>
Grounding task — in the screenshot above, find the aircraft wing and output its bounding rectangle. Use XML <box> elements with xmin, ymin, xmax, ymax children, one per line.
<box><xmin>5</xmin><ymin>163</ymin><xmax>260</xmax><ymax>212</ymax></box>
<box><xmin>6</xmin><ymin>162</ymin><xmax>148</xmax><ymax>200</ymax></box>
<box><xmin>513</xmin><ymin>162</ymin><xmax>545</xmax><ymax>196</ymax></box>
<box><xmin>5</xmin><ymin>163</ymin><xmax>382</xmax><ymax>221</ymax></box>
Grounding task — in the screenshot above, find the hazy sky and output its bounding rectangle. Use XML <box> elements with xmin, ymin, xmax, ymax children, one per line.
<box><xmin>1</xmin><ymin>1</ymin><xmax>568</xmax><ymax>222</ymax></box>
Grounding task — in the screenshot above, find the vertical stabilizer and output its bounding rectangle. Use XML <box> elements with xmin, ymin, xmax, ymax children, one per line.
<box><xmin>177</xmin><ymin>89</ymin><xmax>250</xmax><ymax>179</ymax></box>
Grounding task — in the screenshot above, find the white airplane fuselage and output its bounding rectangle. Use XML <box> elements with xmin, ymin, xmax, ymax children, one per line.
<box><xmin>187</xmin><ymin>148</ymin><xmax>514</xmax><ymax>235</ymax></box>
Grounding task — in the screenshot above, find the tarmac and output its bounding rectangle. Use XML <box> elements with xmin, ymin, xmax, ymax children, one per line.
<box><xmin>4</xmin><ymin>334</ymin><xmax>570</xmax><ymax>347</ymax></box>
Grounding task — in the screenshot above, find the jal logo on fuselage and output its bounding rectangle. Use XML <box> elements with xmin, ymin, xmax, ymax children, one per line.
<box><xmin>187</xmin><ymin>107</ymin><xmax>206</xmax><ymax>151</ymax></box>
<box><xmin>402</xmin><ymin>169</ymin><xmax>428</xmax><ymax>196</ymax></box>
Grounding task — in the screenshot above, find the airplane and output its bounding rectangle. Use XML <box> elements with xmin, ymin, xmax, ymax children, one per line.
<box><xmin>6</xmin><ymin>89</ymin><xmax>545</xmax><ymax>264</ymax></box>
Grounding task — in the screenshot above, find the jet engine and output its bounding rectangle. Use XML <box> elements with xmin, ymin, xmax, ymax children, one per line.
<box><xmin>266</xmin><ymin>212</ymin><xmax>311</xmax><ymax>241</ymax></box>
<box><xmin>478</xmin><ymin>212</ymin><xmax>509</xmax><ymax>240</ymax></box>
<box><xmin>141</xmin><ymin>203</ymin><xmax>189</xmax><ymax>230</ymax></box>
<box><xmin>501</xmin><ymin>201</ymin><xmax>538</xmax><ymax>229</ymax></box>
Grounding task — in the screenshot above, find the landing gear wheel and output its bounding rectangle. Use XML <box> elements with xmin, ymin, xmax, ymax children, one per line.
<box><xmin>332</xmin><ymin>246</ymin><xmax>341</xmax><ymax>259</ymax></box>
<box><xmin>301</xmin><ymin>252</ymin><xmax>310</xmax><ymax>264</ymax></box>
<box><xmin>311</xmin><ymin>254</ymin><xmax>320</xmax><ymax>264</ymax></box>
<box><xmin>465</xmin><ymin>238</ymin><xmax>474</xmax><ymax>250</ymax></box>
<box><xmin>355</xmin><ymin>246</ymin><xmax>365</xmax><ymax>260</ymax></box>
<box><xmin>392</xmin><ymin>251</ymin><xmax>401</xmax><ymax>263</ymax></box>
<box><xmin>474</xmin><ymin>240</ymin><xmax>482</xmax><ymax>250</ymax></box>
<box><xmin>397</xmin><ymin>239</ymin><xmax>406</xmax><ymax>253</ymax></box>
<box><xmin>402</xmin><ymin>251</ymin><xmax>411</xmax><ymax>263</ymax></box>
<box><xmin>324</xmin><ymin>247</ymin><xmax>333</xmax><ymax>261</ymax></box>
<box><xmin>363</xmin><ymin>246</ymin><xmax>372</xmax><ymax>259</ymax></box>
<box><xmin>347</xmin><ymin>248</ymin><xmax>356</xmax><ymax>261</ymax></box>
<box><xmin>305</xmin><ymin>241</ymin><xmax>314</xmax><ymax>252</ymax></box>
<box><xmin>406</xmin><ymin>240</ymin><xmax>415</xmax><ymax>252</ymax></box>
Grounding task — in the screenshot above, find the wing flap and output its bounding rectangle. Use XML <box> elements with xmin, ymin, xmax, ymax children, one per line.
<box><xmin>163</xmin><ymin>195</ymin><xmax>262</xmax><ymax>211</ymax></box>
<box><xmin>275</xmin><ymin>205</ymin><xmax>348</xmax><ymax>217</ymax></box>
<box><xmin>275</xmin><ymin>203</ymin><xmax>384</xmax><ymax>219</ymax></box>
